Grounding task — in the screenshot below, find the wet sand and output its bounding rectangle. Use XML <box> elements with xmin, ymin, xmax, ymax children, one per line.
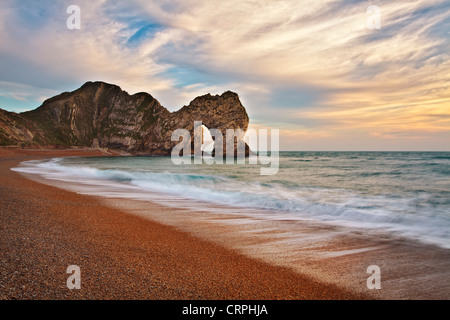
<box><xmin>0</xmin><ymin>147</ymin><xmax>366</xmax><ymax>299</ymax></box>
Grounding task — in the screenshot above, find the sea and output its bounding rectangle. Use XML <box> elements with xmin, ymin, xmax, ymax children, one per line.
<box><xmin>12</xmin><ymin>151</ymin><xmax>450</xmax><ymax>249</ymax></box>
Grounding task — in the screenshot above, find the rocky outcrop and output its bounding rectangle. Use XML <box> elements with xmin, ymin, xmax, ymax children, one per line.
<box><xmin>0</xmin><ymin>81</ymin><xmax>250</xmax><ymax>155</ymax></box>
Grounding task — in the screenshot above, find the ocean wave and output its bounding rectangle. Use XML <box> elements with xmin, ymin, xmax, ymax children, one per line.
<box><xmin>11</xmin><ymin>157</ymin><xmax>450</xmax><ymax>249</ymax></box>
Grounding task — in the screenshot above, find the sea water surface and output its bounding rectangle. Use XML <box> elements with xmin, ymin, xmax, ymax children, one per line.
<box><xmin>12</xmin><ymin>151</ymin><xmax>450</xmax><ymax>249</ymax></box>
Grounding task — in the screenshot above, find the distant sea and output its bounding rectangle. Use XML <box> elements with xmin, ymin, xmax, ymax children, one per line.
<box><xmin>13</xmin><ymin>152</ymin><xmax>450</xmax><ymax>249</ymax></box>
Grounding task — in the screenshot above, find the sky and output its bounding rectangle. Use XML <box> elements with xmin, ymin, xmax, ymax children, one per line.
<box><xmin>0</xmin><ymin>0</ymin><xmax>449</xmax><ymax>151</ymax></box>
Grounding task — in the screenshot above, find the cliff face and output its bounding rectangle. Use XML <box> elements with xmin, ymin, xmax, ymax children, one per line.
<box><xmin>0</xmin><ymin>81</ymin><xmax>250</xmax><ymax>155</ymax></box>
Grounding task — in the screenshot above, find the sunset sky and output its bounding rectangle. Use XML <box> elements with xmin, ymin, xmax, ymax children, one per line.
<box><xmin>0</xmin><ymin>0</ymin><xmax>449</xmax><ymax>151</ymax></box>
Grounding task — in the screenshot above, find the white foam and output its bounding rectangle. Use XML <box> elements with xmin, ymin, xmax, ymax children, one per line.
<box><xmin>11</xmin><ymin>158</ymin><xmax>450</xmax><ymax>249</ymax></box>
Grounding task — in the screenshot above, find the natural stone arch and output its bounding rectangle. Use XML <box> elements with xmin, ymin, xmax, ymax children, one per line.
<box><xmin>168</xmin><ymin>91</ymin><xmax>250</xmax><ymax>156</ymax></box>
<box><xmin>0</xmin><ymin>81</ymin><xmax>252</xmax><ymax>156</ymax></box>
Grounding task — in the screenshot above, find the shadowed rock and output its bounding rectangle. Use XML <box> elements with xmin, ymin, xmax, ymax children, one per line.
<box><xmin>0</xmin><ymin>81</ymin><xmax>250</xmax><ymax>156</ymax></box>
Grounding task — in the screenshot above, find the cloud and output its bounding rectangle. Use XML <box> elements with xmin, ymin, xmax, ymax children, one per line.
<box><xmin>0</xmin><ymin>0</ymin><xmax>175</xmax><ymax>108</ymax></box>
<box><xmin>125</xmin><ymin>1</ymin><xmax>449</xmax><ymax>134</ymax></box>
<box><xmin>0</xmin><ymin>0</ymin><xmax>448</xmax><ymax>150</ymax></box>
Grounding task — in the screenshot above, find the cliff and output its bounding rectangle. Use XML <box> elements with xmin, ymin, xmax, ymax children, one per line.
<box><xmin>0</xmin><ymin>81</ymin><xmax>250</xmax><ymax>155</ymax></box>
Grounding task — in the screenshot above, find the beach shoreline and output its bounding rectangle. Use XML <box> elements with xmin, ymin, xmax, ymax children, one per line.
<box><xmin>2</xmin><ymin>147</ymin><xmax>450</xmax><ymax>300</ymax></box>
<box><xmin>0</xmin><ymin>147</ymin><xmax>368</xmax><ymax>299</ymax></box>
